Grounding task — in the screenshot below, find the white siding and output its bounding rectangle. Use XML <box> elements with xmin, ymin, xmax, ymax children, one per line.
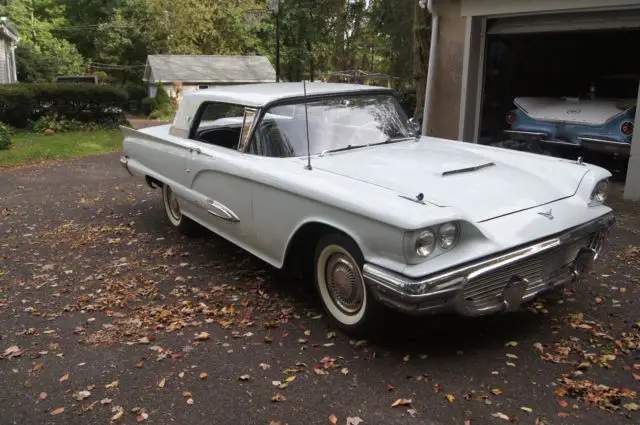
<box><xmin>460</xmin><ymin>0</ymin><xmax>640</xmax><ymax>17</ymax></box>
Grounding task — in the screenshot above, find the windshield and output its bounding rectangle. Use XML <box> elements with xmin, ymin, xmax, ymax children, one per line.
<box><xmin>249</xmin><ymin>94</ymin><xmax>417</xmax><ymax>157</ymax></box>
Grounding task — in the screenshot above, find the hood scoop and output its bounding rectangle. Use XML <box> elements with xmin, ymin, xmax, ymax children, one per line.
<box><xmin>442</xmin><ymin>162</ymin><xmax>495</xmax><ymax>177</ymax></box>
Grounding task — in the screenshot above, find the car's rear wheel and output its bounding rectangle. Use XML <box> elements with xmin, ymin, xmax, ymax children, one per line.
<box><xmin>162</xmin><ymin>184</ymin><xmax>198</xmax><ymax>234</ymax></box>
<box><xmin>314</xmin><ymin>233</ymin><xmax>382</xmax><ymax>335</ymax></box>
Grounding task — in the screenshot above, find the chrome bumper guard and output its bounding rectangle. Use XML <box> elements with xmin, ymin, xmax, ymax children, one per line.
<box><xmin>364</xmin><ymin>213</ymin><xmax>614</xmax><ymax>317</ymax></box>
<box><xmin>120</xmin><ymin>155</ymin><xmax>133</xmax><ymax>176</ymax></box>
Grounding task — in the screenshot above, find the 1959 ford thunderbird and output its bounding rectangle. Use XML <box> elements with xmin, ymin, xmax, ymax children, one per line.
<box><xmin>120</xmin><ymin>82</ymin><xmax>614</xmax><ymax>334</ymax></box>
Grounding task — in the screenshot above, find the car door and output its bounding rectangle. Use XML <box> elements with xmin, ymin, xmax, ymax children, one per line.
<box><xmin>181</xmin><ymin>103</ymin><xmax>258</xmax><ymax>249</ymax></box>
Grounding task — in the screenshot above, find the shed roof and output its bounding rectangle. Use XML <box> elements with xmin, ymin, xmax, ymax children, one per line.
<box><xmin>144</xmin><ymin>55</ymin><xmax>276</xmax><ymax>84</ymax></box>
<box><xmin>0</xmin><ymin>17</ymin><xmax>20</xmax><ymax>42</ymax></box>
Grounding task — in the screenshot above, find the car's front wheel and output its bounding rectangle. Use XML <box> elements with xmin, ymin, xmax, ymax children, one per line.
<box><xmin>162</xmin><ymin>184</ymin><xmax>198</xmax><ymax>234</ymax></box>
<box><xmin>314</xmin><ymin>233</ymin><xmax>382</xmax><ymax>335</ymax></box>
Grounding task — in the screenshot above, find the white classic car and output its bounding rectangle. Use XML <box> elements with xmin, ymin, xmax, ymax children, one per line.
<box><xmin>120</xmin><ymin>83</ymin><xmax>614</xmax><ymax>334</ymax></box>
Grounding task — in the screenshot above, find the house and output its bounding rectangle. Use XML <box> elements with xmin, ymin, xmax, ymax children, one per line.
<box><xmin>0</xmin><ymin>17</ymin><xmax>19</xmax><ymax>84</ymax></box>
<box><xmin>420</xmin><ymin>0</ymin><xmax>640</xmax><ymax>199</ymax></box>
<box><xmin>143</xmin><ymin>55</ymin><xmax>276</xmax><ymax>98</ymax></box>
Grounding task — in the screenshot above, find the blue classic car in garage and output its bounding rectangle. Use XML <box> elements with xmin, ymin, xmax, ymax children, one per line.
<box><xmin>503</xmin><ymin>78</ymin><xmax>636</xmax><ymax>157</ymax></box>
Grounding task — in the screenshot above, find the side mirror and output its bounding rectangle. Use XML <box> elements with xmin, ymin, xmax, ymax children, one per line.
<box><xmin>407</xmin><ymin>117</ymin><xmax>421</xmax><ymax>133</ymax></box>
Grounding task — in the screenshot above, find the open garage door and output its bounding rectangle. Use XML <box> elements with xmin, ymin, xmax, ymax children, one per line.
<box><xmin>487</xmin><ymin>9</ymin><xmax>640</xmax><ymax>34</ymax></box>
<box><xmin>478</xmin><ymin>11</ymin><xmax>640</xmax><ymax>176</ymax></box>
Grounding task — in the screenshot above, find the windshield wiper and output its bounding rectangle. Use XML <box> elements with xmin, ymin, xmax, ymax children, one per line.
<box><xmin>321</xmin><ymin>144</ymin><xmax>368</xmax><ymax>155</ymax></box>
<box><xmin>320</xmin><ymin>137</ymin><xmax>415</xmax><ymax>156</ymax></box>
<box><xmin>369</xmin><ymin>136</ymin><xmax>415</xmax><ymax>147</ymax></box>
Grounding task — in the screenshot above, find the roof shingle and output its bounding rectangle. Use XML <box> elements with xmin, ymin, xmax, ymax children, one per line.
<box><xmin>144</xmin><ymin>55</ymin><xmax>276</xmax><ymax>84</ymax></box>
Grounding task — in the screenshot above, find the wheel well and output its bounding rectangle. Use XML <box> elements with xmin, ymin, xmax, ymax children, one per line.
<box><xmin>283</xmin><ymin>222</ymin><xmax>355</xmax><ymax>273</ymax></box>
<box><xmin>145</xmin><ymin>176</ymin><xmax>163</xmax><ymax>189</ymax></box>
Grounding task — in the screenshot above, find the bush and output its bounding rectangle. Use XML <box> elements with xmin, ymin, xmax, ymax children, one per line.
<box><xmin>155</xmin><ymin>81</ymin><xmax>171</xmax><ymax>107</ymax></box>
<box><xmin>0</xmin><ymin>83</ymin><xmax>128</xmax><ymax>128</ymax></box>
<box><xmin>32</xmin><ymin>113</ymin><xmax>129</xmax><ymax>133</ymax></box>
<box><xmin>149</xmin><ymin>101</ymin><xmax>177</xmax><ymax>121</ymax></box>
<box><xmin>0</xmin><ymin>122</ymin><xmax>14</xmax><ymax>150</ymax></box>
<box><xmin>141</xmin><ymin>97</ymin><xmax>157</xmax><ymax>116</ymax></box>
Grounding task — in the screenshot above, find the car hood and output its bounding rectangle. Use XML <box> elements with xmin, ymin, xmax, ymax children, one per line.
<box><xmin>309</xmin><ymin>138</ymin><xmax>589</xmax><ymax>222</ymax></box>
<box><xmin>514</xmin><ymin>97</ymin><xmax>635</xmax><ymax>126</ymax></box>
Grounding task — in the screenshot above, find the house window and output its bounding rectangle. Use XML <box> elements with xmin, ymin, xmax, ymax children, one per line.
<box><xmin>198</xmin><ymin>85</ymin><xmax>209</xmax><ymax>90</ymax></box>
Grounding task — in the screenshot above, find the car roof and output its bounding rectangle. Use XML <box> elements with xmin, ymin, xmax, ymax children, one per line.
<box><xmin>184</xmin><ymin>82</ymin><xmax>392</xmax><ymax>107</ymax></box>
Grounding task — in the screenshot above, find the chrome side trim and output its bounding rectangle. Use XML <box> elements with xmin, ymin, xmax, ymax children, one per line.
<box><xmin>206</xmin><ymin>200</ymin><xmax>240</xmax><ymax>223</ymax></box>
<box><xmin>578</xmin><ymin>137</ymin><xmax>631</xmax><ymax>156</ymax></box>
<box><xmin>578</xmin><ymin>136</ymin><xmax>631</xmax><ymax>147</ymax></box>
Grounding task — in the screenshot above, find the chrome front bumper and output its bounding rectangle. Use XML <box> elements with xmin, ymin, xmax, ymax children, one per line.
<box><xmin>364</xmin><ymin>213</ymin><xmax>614</xmax><ymax>317</ymax></box>
<box><xmin>503</xmin><ymin>130</ymin><xmax>631</xmax><ymax>156</ymax></box>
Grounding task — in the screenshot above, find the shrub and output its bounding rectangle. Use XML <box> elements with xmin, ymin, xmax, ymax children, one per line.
<box><xmin>149</xmin><ymin>101</ymin><xmax>177</xmax><ymax>121</ymax></box>
<box><xmin>155</xmin><ymin>81</ymin><xmax>171</xmax><ymax>107</ymax></box>
<box><xmin>33</xmin><ymin>114</ymin><xmax>87</xmax><ymax>133</ymax></box>
<box><xmin>0</xmin><ymin>122</ymin><xmax>13</xmax><ymax>150</ymax></box>
<box><xmin>0</xmin><ymin>83</ymin><xmax>128</xmax><ymax>128</ymax></box>
<box><xmin>141</xmin><ymin>97</ymin><xmax>157</xmax><ymax>116</ymax></box>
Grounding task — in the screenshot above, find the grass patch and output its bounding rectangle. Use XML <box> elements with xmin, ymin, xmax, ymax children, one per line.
<box><xmin>0</xmin><ymin>130</ymin><xmax>123</xmax><ymax>168</ymax></box>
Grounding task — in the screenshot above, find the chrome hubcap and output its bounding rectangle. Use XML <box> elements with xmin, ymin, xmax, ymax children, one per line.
<box><xmin>166</xmin><ymin>187</ymin><xmax>181</xmax><ymax>220</ymax></box>
<box><xmin>325</xmin><ymin>253</ymin><xmax>364</xmax><ymax>315</ymax></box>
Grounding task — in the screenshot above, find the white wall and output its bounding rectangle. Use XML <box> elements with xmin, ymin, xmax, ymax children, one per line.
<box><xmin>460</xmin><ymin>0</ymin><xmax>640</xmax><ymax>17</ymax></box>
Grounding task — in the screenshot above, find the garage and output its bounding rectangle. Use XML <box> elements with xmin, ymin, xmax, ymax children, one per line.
<box><xmin>435</xmin><ymin>0</ymin><xmax>640</xmax><ymax>199</ymax></box>
<box><xmin>478</xmin><ymin>10</ymin><xmax>640</xmax><ymax>174</ymax></box>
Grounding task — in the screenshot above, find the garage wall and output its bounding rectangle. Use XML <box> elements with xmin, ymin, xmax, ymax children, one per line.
<box><xmin>427</xmin><ymin>0</ymin><xmax>467</xmax><ymax>139</ymax></box>
<box><xmin>460</xmin><ymin>0</ymin><xmax>640</xmax><ymax>17</ymax></box>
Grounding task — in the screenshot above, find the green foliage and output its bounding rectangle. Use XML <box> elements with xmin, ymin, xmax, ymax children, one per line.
<box><xmin>33</xmin><ymin>114</ymin><xmax>88</xmax><ymax>133</ymax></box>
<box><xmin>141</xmin><ymin>97</ymin><xmax>157</xmax><ymax>116</ymax></box>
<box><xmin>149</xmin><ymin>102</ymin><xmax>177</xmax><ymax>121</ymax></box>
<box><xmin>0</xmin><ymin>84</ymin><xmax>128</xmax><ymax>128</ymax></box>
<box><xmin>155</xmin><ymin>81</ymin><xmax>171</xmax><ymax>106</ymax></box>
<box><xmin>0</xmin><ymin>122</ymin><xmax>14</xmax><ymax>150</ymax></box>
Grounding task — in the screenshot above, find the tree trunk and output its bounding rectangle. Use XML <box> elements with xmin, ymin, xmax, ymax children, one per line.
<box><xmin>332</xmin><ymin>0</ymin><xmax>348</xmax><ymax>69</ymax></box>
<box><xmin>412</xmin><ymin>3</ymin><xmax>429</xmax><ymax>120</ymax></box>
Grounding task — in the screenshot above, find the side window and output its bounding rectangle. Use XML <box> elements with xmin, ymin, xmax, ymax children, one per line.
<box><xmin>191</xmin><ymin>102</ymin><xmax>245</xmax><ymax>150</ymax></box>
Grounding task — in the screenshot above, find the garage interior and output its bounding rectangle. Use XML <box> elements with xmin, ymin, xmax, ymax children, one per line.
<box><xmin>477</xmin><ymin>11</ymin><xmax>640</xmax><ymax>174</ymax></box>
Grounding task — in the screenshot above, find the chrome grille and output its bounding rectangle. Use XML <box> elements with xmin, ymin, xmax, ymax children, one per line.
<box><xmin>462</xmin><ymin>234</ymin><xmax>594</xmax><ymax>306</ymax></box>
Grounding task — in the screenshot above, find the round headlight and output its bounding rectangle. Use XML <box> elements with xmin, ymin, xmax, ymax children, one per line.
<box><xmin>415</xmin><ymin>230</ymin><xmax>436</xmax><ymax>258</ymax></box>
<box><xmin>438</xmin><ymin>223</ymin><xmax>459</xmax><ymax>249</ymax></box>
<box><xmin>591</xmin><ymin>179</ymin><xmax>609</xmax><ymax>204</ymax></box>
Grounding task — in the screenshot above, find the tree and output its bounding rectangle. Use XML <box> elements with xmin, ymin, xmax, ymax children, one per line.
<box><xmin>2</xmin><ymin>0</ymin><xmax>84</xmax><ymax>81</ymax></box>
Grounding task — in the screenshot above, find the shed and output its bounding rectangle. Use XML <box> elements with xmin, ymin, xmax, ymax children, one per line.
<box><xmin>143</xmin><ymin>55</ymin><xmax>276</xmax><ymax>98</ymax></box>
<box><xmin>0</xmin><ymin>16</ymin><xmax>19</xmax><ymax>84</ymax></box>
<box><xmin>421</xmin><ymin>0</ymin><xmax>640</xmax><ymax>200</ymax></box>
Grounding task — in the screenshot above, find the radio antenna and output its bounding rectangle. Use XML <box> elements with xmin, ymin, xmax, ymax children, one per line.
<box><xmin>303</xmin><ymin>80</ymin><xmax>312</xmax><ymax>170</ymax></box>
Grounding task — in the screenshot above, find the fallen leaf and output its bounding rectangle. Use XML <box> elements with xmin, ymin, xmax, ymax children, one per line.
<box><xmin>554</xmin><ymin>388</ymin><xmax>567</xmax><ymax>397</ymax></box>
<box><xmin>491</xmin><ymin>388</ymin><xmax>503</xmax><ymax>396</ymax></box>
<box><xmin>158</xmin><ymin>377</ymin><xmax>166</xmax><ymax>388</ymax></box>
<box><xmin>2</xmin><ymin>345</ymin><xmax>22</xmax><ymax>359</ymax></box>
<box><xmin>186</xmin><ymin>398</ymin><xmax>194</xmax><ymax>405</ymax></box>
<box><xmin>179</xmin><ymin>372</ymin><xmax>185</xmax><ymax>378</ymax></box>
<box><xmin>354</xmin><ymin>340</ymin><xmax>368</xmax><ymax>349</ymax></box>
<box><xmin>624</xmin><ymin>403</ymin><xmax>640</xmax><ymax>411</ymax></box>
<box><xmin>576</xmin><ymin>362</ymin><xmax>590</xmax><ymax>370</ymax></box>
<box><xmin>239</xmin><ymin>374</ymin><xmax>250</xmax><ymax>381</ymax></box>
<box><xmin>138</xmin><ymin>337</ymin><xmax>150</xmax><ymax>344</ymax></box>
<box><xmin>105</xmin><ymin>380</ymin><xmax>119</xmax><ymax>389</ymax></box>
<box><xmin>111</xmin><ymin>406</ymin><xmax>124</xmax><ymax>421</ymax></box>
<box><xmin>341</xmin><ymin>368</ymin><xmax>349</xmax><ymax>375</ymax></box>
<box><xmin>433</xmin><ymin>383</ymin><xmax>443</xmax><ymax>393</ymax></box>
<box><xmin>264</xmin><ymin>336</ymin><xmax>273</xmax><ymax>343</ymax></box>
<box><xmin>558</xmin><ymin>400</ymin><xmax>568</xmax><ymax>408</ymax></box>
<box><xmin>136</xmin><ymin>412</ymin><xmax>149</xmax><ymax>422</ymax></box>
<box><xmin>286</xmin><ymin>376</ymin><xmax>296</xmax><ymax>383</ymax></box>
<box><xmin>39</xmin><ymin>392</ymin><xmax>47</xmax><ymax>400</ymax></box>
<box><xmin>326</xmin><ymin>332</ymin><xmax>337</xmax><ymax>339</ymax></box>
<box><xmin>328</xmin><ymin>414</ymin><xmax>338</xmax><ymax>424</ymax></box>
<box><xmin>272</xmin><ymin>381</ymin><xmax>282</xmax><ymax>387</ymax></box>
<box><xmin>408</xmin><ymin>409</ymin><xmax>418</xmax><ymax>418</ymax></box>
<box><xmin>520</xmin><ymin>407</ymin><xmax>533</xmax><ymax>413</ymax></box>
<box><xmin>505</xmin><ymin>341</ymin><xmax>519</xmax><ymax>347</ymax></box>
<box><xmin>74</xmin><ymin>390</ymin><xmax>91</xmax><ymax>401</ymax></box>
<box><xmin>259</xmin><ymin>363</ymin><xmax>271</xmax><ymax>370</ymax></box>
<box><xmin>558</xmin><ymin>412</ymin><xmax>570</xmax><ymax>418</ymax></box>
<box><xmin>402</xmin><ymin>354</ymin><xmax>410</xmax><ymax>362</ymax></box>
<box><xmin>346</xmin><ymin>417</ymin><xmax>364</xmax><ymax>425</ymax></box>
<box><xmin>633</xmin><ymin>373</ymin><xmax>640</xmax><ymax>381</ymax></box>
<box><xmin>506</xmin><ymin>362</ymin><xmax>516</xmax><ymax>367</ymax></box>
<box><xmin>491</xmin><ymin>412</ymin><xmax>510</xmax><ymax>420</ymax></box>
<box><xmin>391</xmin><ymin>398</ymin><xmax>412</xmax><ymax>407</ymax></box>
<box><xmin>100</xmin><ymin>398</ymin><xmax>112</xmax><ymax>405</ymax></box>
<box><xmin>183</xmin><ymin>391</ymin><xmax>192</xmax><ymax>397</ymax></box>
<box><xmin>446</xmin><ymin>394</ymin><xmax>455</xmax><ymax>403</ymax></box>
<box><xmin>198</xmin><ymin>372</ymin><xmax>208</xmax><ymax>380</ymax></box>
<box><xmin>50</xmin><ymin>407</ymin><xmax>65</xmax><ymax>416</ymax></box>
<box><xmin>505</xmin><ymin>353</ymin><xmax>519</xmax><ymax>359</ymax></box>
<box><xmin>533</xmin><ymin>342</ymin><xmax>544</xmax><ymax>352</ymax></box>
<box><xmin>304</xmin><ymin>330</ymin><xmax>311</xmax><ymax>336</ymax></box>
<box><xmin>59</xmin><ymin>373</ymin><xmax>69</xmax><ymax>383</ymax></box>
<box><xmin>271</xmin><ymin>393</ymin><xmax>286</xmax><ymax>402</ymax></box>
<box><xmin>386</xmin><ymin>384</ymin><xmax>394</xmax><ymax>392</ymax></box>
<box><xmin>194</xmin><ymin>332</ymin><xmax>210</xmax><ymax>341</ymax></box>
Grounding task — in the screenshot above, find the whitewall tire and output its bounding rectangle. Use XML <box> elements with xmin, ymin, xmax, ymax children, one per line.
<box><xmin>161</xmin><ymin>184</ymin><xmax>198</xmax><ymax>234</ymax></box>
<box><xmin>314</xmin><ymin>233</ymin><xmax>382</xmax><ymax>334</ymax></box>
